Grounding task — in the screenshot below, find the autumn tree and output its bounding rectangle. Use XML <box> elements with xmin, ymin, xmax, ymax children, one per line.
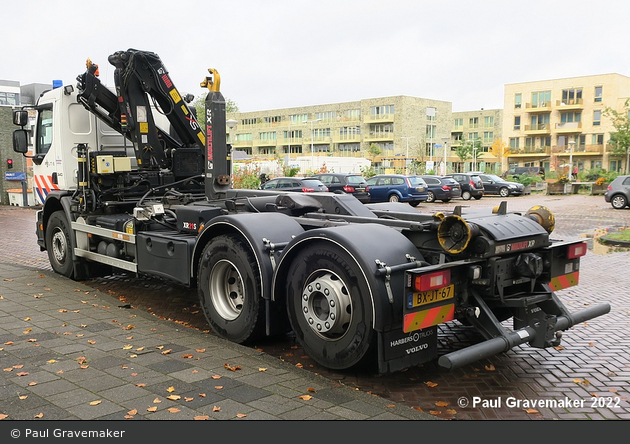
<box><xmin>604</xmin><ymin>99</ymin><xmax>630</xmax><ymax>173</ymax></box>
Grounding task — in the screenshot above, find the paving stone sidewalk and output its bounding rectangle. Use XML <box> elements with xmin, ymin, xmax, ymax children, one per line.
<box><xmin>0</xmin><ymin>263</ymin><xmax>435</xmax><ymax>421</ymax></box>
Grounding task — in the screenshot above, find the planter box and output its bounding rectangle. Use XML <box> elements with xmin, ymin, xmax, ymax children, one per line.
<box><xmin>591</xmin><ymin>184</ymin><xmax>608</xmax><ymax>195</ymax></box>
<box><xmin>546</xmin><ymin>183</ymin><xmax>571</xmax><ymax>195</ymax></box>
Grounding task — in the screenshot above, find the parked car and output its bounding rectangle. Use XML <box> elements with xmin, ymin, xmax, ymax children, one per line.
<box><xmin>502</xmin><ymin>166</ymin><xmax>545</xmax><ymax>180</ymax></box>
<box><xmin>311</xmin><ymin>173</ymin><xmax>370</xmax><ymax>203</ymax></box>
<box><xmin>473</xmin><ymin>173</ymin><xmax>525</xmax><ymax>197</ymax></box>
<box><xmin>365</xmin><ymin>174</ymin><xmax>428</xmax><ymax>206</ymax></box>
<box><xmin>259</xmin><ymin>177</ymin><xmax>329</xmax><ymax>193</ymax></box>
<box><xmin>419</xmin><ymin>175</ymin><xmax>462</xmax><ymax>203</ymax></box>
<box><xmin>446</xmin><ymin>173</ymin><xmax>484</xmax><ymax>200</ymax></box>
<box><xmin>604</xmin><ymin>175</ymin><xmax>630</xmax><ymax>209</ymax></box>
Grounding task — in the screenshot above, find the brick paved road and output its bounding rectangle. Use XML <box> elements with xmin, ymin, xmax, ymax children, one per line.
<box><xmin>1</xmin><ymin>193</ymin><xmax>629</xmax><ymax>420</ymax></box>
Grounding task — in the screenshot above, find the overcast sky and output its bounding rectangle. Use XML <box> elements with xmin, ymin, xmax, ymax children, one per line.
<box><xmin>3</xmin><ymin>0</ymin><xmax>630</xmax><ymax>112</ymax></box>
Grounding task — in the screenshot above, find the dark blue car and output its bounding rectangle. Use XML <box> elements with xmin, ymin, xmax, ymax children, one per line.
<box><xmin>365</xmin><ymin>174</ymin><xmax>428</xmax><ymax>206</ymax></box>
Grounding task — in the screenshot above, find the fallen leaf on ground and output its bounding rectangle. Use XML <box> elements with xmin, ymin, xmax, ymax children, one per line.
<box><xmin>147</xmin><ymin>406</ymin><xmax>158</xmax><ymax>412</ymax></box>
<box><xmin>167</xmin><ymin>386</ymin><xmax>176</xmax><ymax>393</ymax></box>
<box><xmin>525</xmin><ymin>408</ymin><xmax>539</xmax><ymax>414</ymax></box>
<box><xmin>34</xmin><ymin>413</ymin><xmax>43</xmax><ymax>418</ymax></box>
<box><xmin>194</xmin><ymin>415</ymin><xmax>209</xmax><ymax>420</ymax></box>
<box><xmin>236</xmin><ymin>413</ymin><xmax>247</xmax><ymax>418</ymax></box>
<box><xmin>425</xmin><ymin>381</ymin><xmax>438</xmax><ymax>388</ymax></box>
<box><xmin>89</xmin><ymin>400</ymin><xmax>102</xmax><ymax>406</ymax></box>
<box><xmin>435</xmin><ymin>401</ymin><xmax>450</xmax><ymax>407</ymax></box>
<box><xmin>167</xmin><ymin>408</ymin><xmax>180</xmax><ymax>413</ymax></box>
<box><xmin>166</xmin><ymin>395</ymin><xmax>181</xmax><ymax>401</ymax></box>
<box><xmin>299</xmin><ymin>395</ymin><xmax>312</xmax><ymax>401</ymax></box>
<box><xmin>213</xmin><ymin>406</ymin><xmax>221</xmax><ymax>412</ymax></box>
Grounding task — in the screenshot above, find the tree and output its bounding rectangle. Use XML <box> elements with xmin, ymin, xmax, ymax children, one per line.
<box><xmin>366</xmin><ymin>143</ymin><xmax>382</xmax><ymax>163</ymax></box>
<box><xmin>192</xmin><ymin>93</ymin><xmax>240</xmax><ymax>129</ymax></box>
<box><xmin>604</xmin><ymin>99</ymin><xmax>630</xmax><ymax>173</ymax></box>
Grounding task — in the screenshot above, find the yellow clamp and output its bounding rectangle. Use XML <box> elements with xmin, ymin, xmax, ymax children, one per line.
<box><xmin>200</xmin><ymin>68</ymin><xmax>221</xmax><ymax>92</ymax></box>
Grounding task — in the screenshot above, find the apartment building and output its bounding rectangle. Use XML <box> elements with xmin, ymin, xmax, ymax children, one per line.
<box><xmin>226</xmin><ymin>96</ymin><xmax>453</xmax><ymax>173</ymax></box>
<box><xmin>450</xmin><ymin>108</ymin><xmax>504</xmax><ymax>172</ymax></box>
<box><xmin>503</xmin><ymin>73</ymin><xmax>630</xmax><ymax>175</ymax></box>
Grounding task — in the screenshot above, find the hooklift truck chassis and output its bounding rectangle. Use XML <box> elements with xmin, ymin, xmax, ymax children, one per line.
<box><xmin>12</xmin><ymin>49</ymin><xmax>610</xmax><ymax>374</ymax></box>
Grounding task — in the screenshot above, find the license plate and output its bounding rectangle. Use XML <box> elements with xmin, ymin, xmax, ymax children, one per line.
<box><xmin>407</xmin><ymin>285</ymin><xmax>454</xmax><ymax>309</ymax></box>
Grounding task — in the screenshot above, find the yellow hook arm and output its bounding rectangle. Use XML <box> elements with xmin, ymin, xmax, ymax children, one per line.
<box><xmin>200</xmin><ymin>68</ymin><xmax>220</xmax><ymax>92</ymax></box>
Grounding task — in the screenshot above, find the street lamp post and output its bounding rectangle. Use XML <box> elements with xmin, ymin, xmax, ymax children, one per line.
<box><xmin>442</xmin><ymin>137</ymin><xmax>450</xmax><ymax>175</ymax></box>
<box><xmin>401</xmin><ymin>136</ymin><xmax>414</xmax><ymax>174</ymax></box>
<box><xmin>304</xmin><ymin>118</ymin><xmax>322</xmax><ymax>172</ymax></box>
<box><xmin>568</xmin><ymin>140</ymin><xmax>575</xmax><ymax>181</ymax></box>
<box><xmin>471</xmin><ymin>138</ymin><xmax>480</xmax><ymax>171</ymax></box>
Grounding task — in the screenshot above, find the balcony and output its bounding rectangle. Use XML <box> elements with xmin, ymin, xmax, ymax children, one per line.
<box><xmin>364</xmin><ymin>132</ymin><xmax>395</xmax><ymax>142</ymax></box>
<box><xmin>523</xmin><ymin>123</ymin><xmax>551</xmax><ymax>134</ymax></box>
<box><xmin>524</xmin><ymin>102</ymin><xmax>552</xmax><ymax>113</ymax></box>
<box><xmin>508</xmin><ymin>146</ymin><xmax>551</xmax><ymax>156</ymax></box>
<box><xmin>555</xmin><ymin>121</ymin><xmax>582</xmax><ymax>133</ymax></box>
<box><xmin>333</xmin><ymin>134</ymin><xmax>361</xmax><ymax>143</ymax></box>
<box><xmin>551</xmin><ymin>144</ymin><xmax>604</xmax><ymax>155</ymax></box>
<box><xmin>555</xmin><ymin>98</ymin><xmax>584</xmax><ymax>110</ymax></box>
<box><xmin>364</xmin><ymin>113</ymin><xmax>394</xmax><ymax>123</ymax></box>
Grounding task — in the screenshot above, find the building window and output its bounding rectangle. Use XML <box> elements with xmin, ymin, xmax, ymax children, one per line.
<box><xmin>259</xmin><ymin>131</ymin><xmax>276</xmax><ymax>141</ymax></box>
<box><xmin>371</xmin><ymin>105</ymin><xmax>394</xmax><ymax>116</ymax></box>
<box><xmin>338</xmin><ymin>143</ymin><xmax>360</xmax><ymax>152</ymax></box>
<box><xmin>313</xmin><ymin>128</ymin><xmax>330</xmax><ymax>138</ymax></box>
<box><xmin>530</xmin><ymin>114</ymin><xmax>550</xmax><ymax>129</ymax></box>
<box><xmin>483</xmin><ymin>132</ymin><xmax>493</xmax><ymax>144</ymax></box>
<box><xmin>315</xmin><ymin>111</ymin><xmax>336</xmax><ymax>121</ymax></box>
<box><xmin>453</xmin><ymin>133</ymin><xmax>463</xmax><ymax>142</ymax></box>
<box><xmin>515</xmin><ymin>93</ymin><xmax>522</xmax><ymax>109</ymax></box>
<box><xmin>235</xmin><ymin>133</ymin><xmax>252</xmax><ymax>141</ymax></box>
<box><xmin>561</xmin><ymin>88</ymin><xmax>583</xmax><ymax>105</ymax></box>
<box><xmin>369</xmin><ymin>123</ymin><xmax>393</xmax><ymax>137</ymax></box>
<box><xmin>594</xmin><ymin>86</ymin><xmax>603</xmax><ymax>102</ymax></box>
<box><xmin>289</xmin><ymin>114</ymin><xmax>308</xmax><ymax>124</ymax></box>
<box><xmin>532</xmin><ymin>91</ymin><xmax>551</xmax><ymax>107</ymax></box>
<box><xmin>593</xmin><ymin>110</ymin><xmax>601</xmax><ymax>126</ymax></box>
<box><xmin>454</xmin><ymin>118</ymin><xmax>463</xmax><ymax>130</ymax></box>
<box><xmin>592</xmin><ymin>134</ymin><xmax>604</xmax><ymax>145</ymax></box>
<box><xmin>340</xmin><ymin>126</ymin><xmax>361</xmax><ymax>138</ymax></box>
<box><xmin>264</xmin><ymin>116</ymin><xmax>281</xmax><ymax>124</ymax></box>
<box><xmin>514</xmin><ymin>116</ymin><xmax>521</xmax><ymax>130</ymax></box>
<box><xmin>241</xmin><ymin>118</ymin><xmax>257</xmax><ymax>126</ymax></box>
<box><xmin>0</xmin><ymin>92</ymin><xmax>19</xmax><ymax>106</ymax></box>
<box><xmin>284</xmin><ymin>129</ymin><xmax>302</xmax><ymax>139</ymax></box>
<box><xmin>426</xmin><ymin>107</ymin><xmax>436</xmax><ymax>121</ymax></box>
<box><xmin>560</xmin><ymin>112</ymin><xmax>581</xmax><ymax>123</ymax></box>
<box><xmin>468</xmin><ymin>117</ymin><xmax>479</xmax><ymax>128</ymax></box>
<box><xmin>259</xmin><ymin>147</ymin><xmax>276</xmax><ymax>155</ymax></box>
<box><xmin>426</xmin><ymin>125</ymin><xmax>436</xmax><ymax>139</ymax></box>
<box><xmin>484</xmin><ymin>116</ymin><xmax>494</xmax><ymax>127</ymax></box>
<box><xmin>343</xmin><ymin>109</ymin><xmax>361</xmax><ymax>120</ymax></box>
<box><xmin>509</xmin><ymin>137</ymin><xmax>520</xmax><ymax>149</ymax></box>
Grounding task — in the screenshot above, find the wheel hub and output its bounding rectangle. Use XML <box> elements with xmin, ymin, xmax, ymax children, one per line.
<box><xmin>301</xmin><ymin>271</ymin><xmax>352</xmax><ymax>338</ymax></box>
<box><xmin>52</xmin><ymin>229</ymin><xmax>67</xmax><ymax>263</ymax></box>
<box><xmin>209</xmin><ymin>260</ymin><xmax>244</xmax><ymax>321</ymax></box>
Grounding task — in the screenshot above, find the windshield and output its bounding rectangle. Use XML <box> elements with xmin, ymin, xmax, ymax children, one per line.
<box><xmin>346</xmin><ymin>175</ymin><xmax>367</xmax><ymax>185</ymax></box>
<box><xmin>485</xmin><ymin>174</ymin><xmax>504</xmax><ymax>182</ymax></box>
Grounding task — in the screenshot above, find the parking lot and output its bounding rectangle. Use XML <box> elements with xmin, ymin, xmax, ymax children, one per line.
<box><xmin>1</xmin><ymin>192</ymin><xmax>629</xmax><ymax>420</ymax></box>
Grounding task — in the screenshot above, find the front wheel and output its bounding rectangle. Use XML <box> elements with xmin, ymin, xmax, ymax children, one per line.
<box><xmin>198</xmin><ymin>234</ymin><xmax>265</xmax><ymax>344</ymax></box>
<box><xmin>499</xmin><ymin>187</ymin><xmax>510</xmax><ymax>197</ymax></box>
<box><xmin>461</xmin><ymin>191</ymin><xmax>471</xmax><ymax>200</ymax></box>
<box><xmin>46</xmin><ymin>211</ymin><xmax>74</xmax><ymax>278</ymax></box>
<box><xmin>425</xmin><ymin>191</ymin><xmax>436</xmax><ymax>203</ymax></box>
<box><xmin>611</xmin><ymin>194</ymin><xmax>628</xmax><ymax>209</ymax></box>
<box><xmin>285</xmin><ymin>243</ymin><xmax>376</xmax><ymax>371</ymax></box>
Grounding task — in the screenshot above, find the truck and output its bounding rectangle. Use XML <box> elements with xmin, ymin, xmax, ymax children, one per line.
<box><xmin>12</xmin><ymin>49</ymin><xmax>610</xmax><ymax>374</ymax></box>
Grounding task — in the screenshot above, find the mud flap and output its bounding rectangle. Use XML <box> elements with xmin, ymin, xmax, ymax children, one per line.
<box><xmin>377</xmin><ymin>326</ymin><xmax>438</xmax><ymax>374</ymax></box>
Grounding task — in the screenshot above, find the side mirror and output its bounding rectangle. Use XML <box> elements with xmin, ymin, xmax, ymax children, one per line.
<box><xmin>13</xmin><ymin>110</ymin><xmax>29</xmax><ymax>127</ymax></box>
<box><xmin>13</xmin><ymin>129</ymin><xmax>29</xmax><ymax>154</ymax></box>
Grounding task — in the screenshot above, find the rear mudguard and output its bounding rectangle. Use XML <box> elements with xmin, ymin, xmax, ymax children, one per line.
<box><xmin>272</xmin><ymin>222</ymin><xmax>425</xmax><ymax>331</ymax></box>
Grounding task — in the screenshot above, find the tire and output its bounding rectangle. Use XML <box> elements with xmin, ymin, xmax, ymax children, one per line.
<box><xmin>474</xmin><ymin>195</ymin><xmax>483</xmax><ymax>200</ymax></box>
<box><xmin>197</xmin><ymin>234</ymin><xmax>265</xmax><ymax>344</ymax></box>
<box><xmin>409</xmin><ymin>201</ymin><xmax>420</xmax><ymax>207</ymax></box>
<box><xmin>461</xmin><ymin>190</ymin><xmax>472</xmax><ymax>200</ymax></box>
<box><xmin>611</xmin><ymin>194</ymin><xmax>628</xmax><ymax>210</ymax></box>
<box><xmin>388</xmin><ymin>194</ymin><xmax>400</xmax><ymax>203</ymax></box>
<box><xmin>426</xmin><ymin>191</ymin><xmax>436</xmax><ymax>203</ymax></box>
<box><xmin>442</xmin><ymin>198</ymin><xmax>451</xmax><ymax>203</ymax></box>
<box><xmin>499</xmin><ymin>187</ymin><xmax>510</xmax><ymax>197</ymax></box>
<box><xmin>46</xmin><ymin>211</ymin><xmax>74</xmax><ymax>278</ymax></box>
<box><xmin>285</xmin><ymin>243</ymin><xmax>376</xmax><ymax>371</ymax></box>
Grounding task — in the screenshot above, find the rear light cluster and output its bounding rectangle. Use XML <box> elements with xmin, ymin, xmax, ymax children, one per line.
<box><xmin>413</xmin><ymin>269</ymin><xmax>451</xmax><ymax>292</ymax></box>
<box><xmin>302</xmin><ymin>188</ymin><xmax>314</xmax><ymax>192</ymax></box>
<box><xmin>343</xmin><ymin>186</ymin><xmax>355</xmax><ymax>193</ymax></box>
<box><xmin>567</xmin><ymin>242</ymin><xmax>587</xmax><ymax>259</ymax></box>
<box><xmin>441</xmin><ymin>185</ymin><xmax>452</xmax><ymax>191</ymax></box>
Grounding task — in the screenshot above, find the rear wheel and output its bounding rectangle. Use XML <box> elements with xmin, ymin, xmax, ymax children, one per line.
<box><xmin>198</xmin><ymin>234</ymin><xmax>265</xmax><ymax>343</ymax></box>
<box><xmin>461</xmin><ymin>190</ymin><xmax>471</xmax><ymax>200</ymax></box>
<box><xmin>285</xmin><ymin>243</ymin><xmax>376</xmax><ymax>371</ymax></box>
<box><xmin>388</xmin><ymin>194</ymin><xmax>400</xmax><ymax>203</ymax></box>
<box><xmin>611</xmin><ymin>194</ymin><xmax>628</xmax><ymax>209</ymax></box>
<box><xmin>46</xmin><ymin>211</ymin><xmax>74</xmax><ymax>278</ymax></box>
<box><xmin>425</xmin><ymin>191</ymin><xmax>436</xmax><ymax>203</ymax></box>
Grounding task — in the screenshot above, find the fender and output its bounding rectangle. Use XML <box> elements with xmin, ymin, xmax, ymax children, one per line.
<box><xmin>192</xmin><ymin>212</ymin><xmax>305</xmax><ymax>300</ymax></box>
<box><xmin>273</xmin><ymin>223</ymin><xmax>425</xmax><ymax>332</ymax></box>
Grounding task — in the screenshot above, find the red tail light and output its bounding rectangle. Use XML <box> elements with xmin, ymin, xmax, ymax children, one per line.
<box><xmin>343</xmin><ymin>186</ymin><xmax>356</xmax><ymax>193</ymax></box>
<box><xmin>469</xmin><ymin>180</ymin><xmax>475</xmax><ymax>188</ymax></box>
<box><xmin>441</xmin><ymin>185</ymin><xmax>452</xmax><ymax>191</ymax></box>
<box><xmin>413</xmin><ymin>270</ymin><xmax>451</xmax><ymax>292</ymax></box>
<box><xmin>302</xmin><ymin>188</ymin><xmax>314</xmax><ymax>192</ymax></box>
<box><xmin>567</xmin><ymin>242</ymin><xmax>587</xmax><ymax>259</ymax></box>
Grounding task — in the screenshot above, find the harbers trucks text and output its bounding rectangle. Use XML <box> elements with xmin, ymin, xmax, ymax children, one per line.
<box><xmin>12</xmin><ymin>49</ymin><xmax>610</xmax><ymax>373</ymax></box>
